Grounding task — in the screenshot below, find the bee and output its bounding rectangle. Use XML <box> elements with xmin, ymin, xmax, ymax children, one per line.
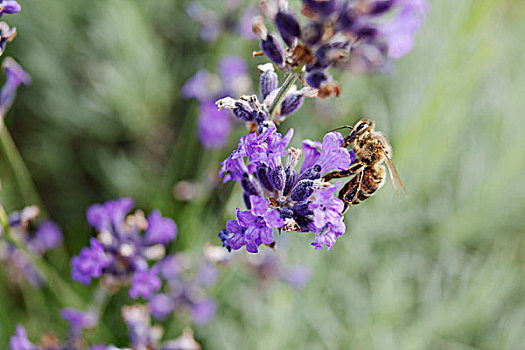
<box><xmin>323</xmin><ymin>119</ymin><xmax>407</xmax><ymax>214</ymax></box>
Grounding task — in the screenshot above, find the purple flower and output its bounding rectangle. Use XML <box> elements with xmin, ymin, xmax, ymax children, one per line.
<box><xmin>309</xmin><ymin>183</ymin><xmax>345</xmax><ymax>230</ymax></box>
<box><xmin>218</xmin><ymin>56</ymin><xmax>248</xmax><ymax>92</ymax></box>
<box><xmin>0</xmin><ymin>57</ymin><xmax>31</xmax><ymax>115</ymax></box>
<box><xmin>314</xmin><ymin>132</ymin><xmax>352</xmax><ymax>173</ymax></box>
<box><xmin>71</xmin><ymin>238</ymin><xmax>111</xmax><ymax>285</ymax></box>
<box><xmin>129</xmin><ymin>268</ymin><xmax>162</xmax><ymax>299</ymax></box>
<box><xmin>149</xmin><ymin>293</ymin><xmax>175</xmax><ymax>320</ymax></box>
<box><xmin>311</xmin><ymin>216</ymin><xmax>345</xmax><ymax>250</ymax></box>
<box><xmin>122</xmin><ymin>305</ymin><xmax>162</xmax><ymax>350</ymax></box>
<box><xmin>300</xmin><ymin>139</ymin><xmax>322</xmax><ymax>172</ymax></box>
<box><xmin>9</xmin><ymin>325</ymin><xmax>35</xmax><ymax>350</ymax></box>
<box><xmin>181</xmin><ymin>70</ymin><xmax>211</xmax><ymax>102</ymax></box>
<box><xmin>0</xmin><ymin>1</ymin><xmax>21</xmax><ymax>16</ymax></box>
<box><xmin>281</xmin><ymin>265</ymin><xmax>312</xmax><ymax>290</ymax></box>
<box><xmin>86</xmin><ymin>197</ymin><xmax>134</xmax><ymax>232</ymax></box>
<box><xmin>233</xmin><ymin>196</ymin><xmax>284</xmax><ymax>253</ymax></box>
<box><xmin>197</xmin><ymin>102</ymin><xmax>231</xmax><ymax>149</ymax></box>
<box><xmin>145</xmin><ymin>209</ymin><xmax>177</xmax><ymax>245</ymax></box>
<box><xmin>234</xmin><ymin>127</ymin><xmax>294</xmax><ymax>168</ymax></box>
<box><xmin>60</xmin><ymin>308</ymin><xmax>96</xmax><ymax>336</ymax></box>
<box><xmin>28</xmin><ymin>220</ymin><xmax>63</xmax><ymax>254</ymax></box>
<box><xmin>191</xmin><ymin>298</ymin><xmax>217</xmax><ymax>324</ymax></box>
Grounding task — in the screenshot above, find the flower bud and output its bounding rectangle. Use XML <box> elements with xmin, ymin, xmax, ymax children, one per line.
<box><xmin>234</xmin><ymin>101</ymin><xmax>255</xmax><ymax>121</ymax></box>
<box><xmin>261</xmin><ymin>34</ymin><xmax>285</xmax><ymax>66</ymax></box>
<box><xmin>256</xmin><ymin>163</ymin><xmax>274</xmax><ymax>191</ymax></box>
<box><xmin>302</xmin><ymin>22</ymin><xmax>323</xmax><ymax>46</ymax></box>
<box><xmin>292</xmin><ymin>201</ymin><xmax>313</xmax><ymax>216</ymax></box>
<box><xmin>306</xmin><ymin>70</ymin><xmax>328</xmax><ymax>89</ymax></box>
<box><xmin>290</xmin><ymin>180</ymin><xmax>314</xmax><ymax>202</ymax></box>
<box><xmin>241</xmin><ymin>175</ymin><xmax>259</xmax><ymax>196</ymax></box>
<box><xmin>302</xmin><ymin>0</ymin><xmax>337</xmax><ymax>17</ymax></box>
<box><xmin>280</xmin><ymin>93</ymin><xmax>304</xmax><ymax>116</ymax></box>
<box><xmin>269</xmin><ymin>165</ymin><xmax>285</xmax><ymax>191</ymax></box>
<box><xmin>283</xmin><ymin>166</ymin><xmax>296</xmax><ymax>195</ymax></box>
<box><xmin>297</xmin><ymin>164</ymin><xmax>321</xmax><ymax>181</ymax></box>
<box><xmin>279</xmin><ymin>207</ymin><xmax>294</xmax><ymax>219</ymax></box>
<box><xmin>275</xmin><ymin>12</ymin><xmax>301</xmax><ymax>47</ymax></box>
<box><xmin>369</xmin><ymin>0</ymin><xmax>394</xmax><ymax>15</ymax></box>
<box><xmin>259</xmin><ymin>69</ymin><xmax>279</xmax><ymax>99</ymax></box>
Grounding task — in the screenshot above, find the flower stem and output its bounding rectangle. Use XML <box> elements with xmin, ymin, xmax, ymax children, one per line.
<box><xmin>0</xmin><ymin>124</ymin><xmax>46</xmax><ymax>216</ymax></box>
<box><xmin>0</xmin><ymin>204</ymin><xmax>84</xmax><ymax>308</ymax></box>
<box><xmin>268</xmin><ymin>68</ymin><xmax>302</xmax><ymax>121</ymax></box>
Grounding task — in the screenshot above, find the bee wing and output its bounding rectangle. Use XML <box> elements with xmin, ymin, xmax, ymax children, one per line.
<box><xmin>383</xmin><ymin>154</ymin><xmax>407</xmax><ymax>198</ymax></box>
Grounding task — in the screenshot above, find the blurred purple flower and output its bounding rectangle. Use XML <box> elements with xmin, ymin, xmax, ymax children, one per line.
<box><xmin>149</xmin><ymin>293</ymin><xmax>175</xmax><ymax>320</ymax></box>
<box><xmin>129</xmin><ymin>268</ymin><xmax>162</xmax><ymax>299</ymax></box>
<box><xmin>191</xmin><ymin>298</ymin><xmax>217</xmax><ymax>324</ymax></box>
<box><xmin>71</xmin><ymin>238</ymin><xmax>111</xmax><ymax>285</ymax></box>
<box><xmin>281</xmin><ymin>265</ymin><xmax>312</xmax><ymax>290</ymax></box>
<box><xmin>146</xmin><ymin>209</ymin><xmax>177</xmax><ymax>245</ymax></box>
<box><xmin>9</xmin><ymin>325</ymin><xmax>35</xmax><ymax>350</ymax></box>
<box><xmin>0</xmin><ymin>57</ymin><xmax>31</xmax><ymax>115</ymax></box>
<box><xmin>60</xmin><ymin>308</ymin><xmax>96</xmax><ymax>337</ymax></box>
<box><xmin>72</xmin><ymin>198</ymin><xmax>177</xmax><ymax>296</ymax></box>
<box><xmin>182</xmin><ymin>70</ymin><xmax>211</xmax><ymax>102</ymax></box>
<box><xmin>198</xmin><ymin>102</ymin><xmax>231</xmax><ymax>149</ymax></box>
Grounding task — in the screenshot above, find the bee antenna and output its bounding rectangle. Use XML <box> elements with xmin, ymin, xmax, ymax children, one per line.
<box><xmin>328</xmin><ymin>125</ymin><xmax>353</xmax><ymax>133</ymax></box>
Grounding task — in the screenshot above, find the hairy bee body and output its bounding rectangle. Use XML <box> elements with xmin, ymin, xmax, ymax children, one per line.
<box><xmin>340</xmin><ymin>165</ymin><xmax>386</xmax><ymax>207</ymax></box>
<box><xmin>323</xmin><ymin>119</ymin><xmax>405</xmax><ymax>214</ymax></box>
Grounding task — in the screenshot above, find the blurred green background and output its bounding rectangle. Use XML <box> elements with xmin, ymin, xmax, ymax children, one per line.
<box><xmin>1</xmin><ymin>0</ymin><xmax>525</xmax><ymax>348</ymax></box>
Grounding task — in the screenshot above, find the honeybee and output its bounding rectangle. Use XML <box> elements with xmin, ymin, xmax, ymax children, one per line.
<box><xmin>323</xmin><ymin>119</ymin><xmax>407</xmax><ymax>214</ymax></box>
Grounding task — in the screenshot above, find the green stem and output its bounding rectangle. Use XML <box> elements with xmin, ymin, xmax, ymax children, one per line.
<box><xmin>0</xmin><ymin>124</ymin><xmax>46</xmax><ymax>216</ymax></box>
<box><xmin>268</xmin><ymin>69</ymin><xmax>301</xmax><ymax>121</ymax></box>
<box><xmin>0</xmin><ymin>205</ymin><xmax>84</xmax><ymax>308</ymax></box>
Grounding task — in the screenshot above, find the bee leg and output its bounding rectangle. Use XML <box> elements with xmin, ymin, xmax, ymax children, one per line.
<box><xmin>339</xmin><ymin>171</ymin><xmax>364</xmax><ymax>214</ymax></box>
<box><xmin>322</xmin><ymin>162</ymin><xmax>366</xmax><ymax>182</ymax></box>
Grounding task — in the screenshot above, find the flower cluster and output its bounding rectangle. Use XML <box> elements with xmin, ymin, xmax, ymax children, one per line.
<box><xmin>10</xmin><ymin>313</ymin><xmax>202</xmax><ymax>350</ymax></box>
<box><xmin>148</xmin><ymin>253</ymin><xmax>218</xmax><ymax>324</ymax></box>
<box><xmin>71</xmin><ymin>198</ymin><xmax>177</xmax><ymax>298</ymax></box>
<box><xmin>183</xmin><ymin>56</ymin><xmax>252</xmax><ymax>148</ymax></box>
<box><xmin>0</xmin><ymin>205</ymin><xmax>62</xmax><ymax>286</ymax></box>
<box><xmin>217</xmin><ymin>62</ymin><xmax>316</xmax><ymax>131</ymax></box>
<box><xmin>253</xmin><ymin>0</ymin><xmax>427</xmax><ymax>95</ymax></box>
<box><xmin>219</xmin><ymin>126</ymin><xmax>355</xmax><ymax>252</ymax></box>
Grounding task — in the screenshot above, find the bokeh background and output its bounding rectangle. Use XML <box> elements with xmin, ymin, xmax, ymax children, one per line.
<box><xmin>1</xmin><ymin>0</ymin><xmax>525</xmax><ymax>348</ymax></box>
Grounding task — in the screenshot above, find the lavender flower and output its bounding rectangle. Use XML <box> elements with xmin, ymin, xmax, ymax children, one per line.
<box><xmin>129</xmin><ymin>268</ymin><xmax>162</xmax><ymax>299</ymax></box>
<box><xmin>0</xmin><ymin>1</ymin><xmax>21</xmax><ymax>16</ymax></box>
<box><xmin>198</xmin><ymin>102</ymin><xmax>232</xmax><ymax>149</ymax></box>
<box><xmin>220</xmin><ymin>128</ymin><xmax>353</xmax><ymax>252</ymax></box>
<box><xmin>60</xmin><ymin>308</ymin><xmax>97</xmax><ymax>338</ymax></box>
<box><xmin>71</xmin><ymin>198</ymin><xmax>177</xmax><ymax>296</ymax></box>
<box><xmin>0</xmin><ymin>206</ymin><xmax>63</xmax><ymax>286</ymax></box>
<box><xmin>122</xmin><ymin>305</ymin><xmax>163</xmax><ymax>350</ymax></box>
<box><xmin>9</xmin><ymin>325</ymin><xmax>35</xmax><ymax>350</ymax></box>
<box><xmin>249</xmin><ymin>0</ymin><xmax>428</xmax><ymax>97</ymax></box>
<box><xmin>227</xmin><ymin>196</ymin><xmax>284</xmax><ymax>253</ymax></box>
<box><xmin>183</xmin><ymin>57</ymin><xmax>251</xmax><ymax>148</ymax></box>
<box><xmin>149</xmin><ymin>253</ymin><xmax>218</xmax><ymax>324</ymax></box>
<box><xmin>191</xmin><ymin>298</ymin><xmax>217</xmax><ymax>325</ymax></box>
<box><xmin>217</xmin><ymin>63</ymin><xmax>317</xmax><ymax>129</ymax></box>
<box><xmin>0</xmin><ymin>57</ymin><xmax>30</xmax><ymax>117</ymax></box>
